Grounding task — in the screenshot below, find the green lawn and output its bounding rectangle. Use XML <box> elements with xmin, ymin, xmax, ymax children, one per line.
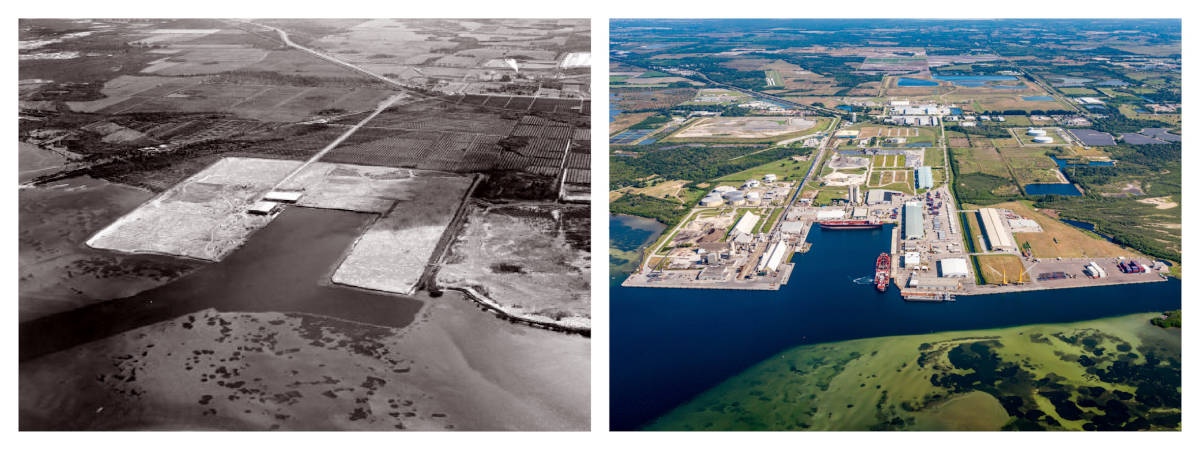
<box><xmin>924</xmin><ymin>147</ymin><xmax>945</xmax><ymax>166</ymax></box>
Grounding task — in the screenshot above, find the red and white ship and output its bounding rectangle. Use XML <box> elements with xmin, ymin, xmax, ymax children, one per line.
<box><xmin>875</xmin><ymin>253</ymin><xmax>890</xmax><ymax>292</ymax></box>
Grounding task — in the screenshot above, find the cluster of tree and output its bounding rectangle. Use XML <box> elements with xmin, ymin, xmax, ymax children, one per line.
<box><xmin>1151</xmin><ymin>310</ymin><xmax>1181</xmax><ymax>329</ymax></box>
<box><xmin>208</xmin><ymin>70</ymin><xmax>388</xmax><ymax>89</ymax></box>
<box><xmin>611</xmin><ymin>145</ymin><xmax>812</xmax><ymax>189</ymax></box>
<box><xmin>629</xmin><ymin>114</ymin><xmax>670</xmax><ymax>129</ymax></box>
<box><xmin>610</xmin><ymin>193</ymin><xmax>690</xmax><ymax>227</ymax></box>
<box><xmin>947</xmin><ymin>151</ymin><xmax>1020</xmax><ymax>205</ymax></box>
<box><xmin>1032</xmin><ymin>192</ymin><xmax>1181</xmax><ymax>262</ymax></box>
<box><xmin>945</xmin><ymin>124</ymin><xmax>1011</xmax><ymax>138</ymax></box>
<box><xmin>1089</xmin><ymin>114</ymin><xmax>1173</xmax><ymax>135</ymax></box>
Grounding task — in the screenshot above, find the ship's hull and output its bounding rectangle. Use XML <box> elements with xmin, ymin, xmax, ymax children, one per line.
<box><xmin>820</xmin><ymin>220</ymin><xmax>882</xmax><ymax>230</ymax></box>
<box><xmin>820</xmin><ymin>224</ymin><xmax>882</xmax><ymax>230</ymax></box>
<box><xmin>874</xmin><ymin>252</ymin><xmax>890</xmax><ymax>292</ymax></box>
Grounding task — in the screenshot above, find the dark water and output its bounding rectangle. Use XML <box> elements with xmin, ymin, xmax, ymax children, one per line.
<box><xmin>20</xmin><ymin>206</ymin><xmax>424</xmax><ymax>361</ymax></box>
<box><xmin>610</xmin><ymin>92</ymin><xmax>622</xmax><ymax>122</ymax></box>
<box><xmin>897</xmin><ymin>77</ymin><xmax>937</xmax><ymax>87</ymax></box>
<box><xmin>609</xmin><ymin>214</ymin><xmax>666</xmax><ymax>280</ymax></box>
<box><xmin>1052</xmin><ymin>156</ymin><xmax>1115</xmax><ymax>169</ymax></box>
<box><xmin>1060</xmin><ymin>218</ymin><xmax>1117</xmax><ymax>243</ymax></box>
<box><xmin>1024</xmin><ymin>183</ymin><xmax>1083</xmax><ymax>196</ymax></box>
<box><xmin>932</xmin><ymin>74</ymin><xmax>1018</xmax><ymax>88</ymax></box>
<box><xmin>609</xmin><ymin>216</ymin><xmax>1180</xmax><ymax>430</ymax></box>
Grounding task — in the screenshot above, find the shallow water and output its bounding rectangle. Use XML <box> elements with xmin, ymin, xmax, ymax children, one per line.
<box><xmin>21</xmin><ymin>206</ymin><xmax>424</xmax><ymax>360</ymax></box>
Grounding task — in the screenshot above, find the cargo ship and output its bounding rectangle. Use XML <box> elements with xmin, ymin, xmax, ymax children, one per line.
<box><xmin>875</xmin><ymin>252</ymin><xmax>890</xmax><ymax>292</ymax></box>
<box><xmin>819</xmin><ymin>220</ymin><xmax>882</xmax><ymax>230</ymax></box>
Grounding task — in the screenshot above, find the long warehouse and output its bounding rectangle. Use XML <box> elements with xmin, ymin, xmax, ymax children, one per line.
<box><xmin>978</xmin><ymin>208</ymin><xmax>1017</xmax><ymax>251</ymax></box>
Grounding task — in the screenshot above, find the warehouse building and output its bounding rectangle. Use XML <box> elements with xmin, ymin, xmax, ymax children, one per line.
<box><xmin>978</xmin><ymin>208</ymin><xmax>1017</xmax><ymax>251</ymax></box>
<box><xmin>904</xmin><ymin>201</ymin><xmax>924</xmax><ymax>240</ymax></box>
<box><xmin>248</xmin><ymin>200</ymin><xmax>281</xmax><ymax>216</ymax></box>
<box><xmin>756</xmin><ymin>241</ymin><xmax>789</xmax><ymax>273</ymax></box>
<box><xmin>866</xmin><ymin>189</ymin><xmax>901</xmax><ymax>205</ymax></box>
<box><xmin>939</xmin><ymin>258</ymin><xmax>970</xmax><ymax>277</ymax></box>
<box><xmin>264</xmin><ymin>190</ymin><xmax>303</xmax><ymax>204</ymax></box>
<box><xmin>916</xmin><ymin>166</ymin><xmax>933</xmax><ymax>189</ymax></box>
<box><xmin>732</xmin><ymin>211</ymin><xmax>760</xmax><ymax>236</ymax></box>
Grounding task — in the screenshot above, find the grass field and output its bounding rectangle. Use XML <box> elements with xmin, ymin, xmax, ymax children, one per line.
<box><xmin>765</xmin><ymin>69</ymin><xmax>784</xmax><ymax>87</ymax></box>
<box><xmin>1118</xmin><ymin>104</ymin><xmax>1182</xmax><ymax>126</ymax></box>
<box><xmin>924</xmin><ymin>148</ymin><xmax>945</xmax><ymax>166</ymax></box>
<box><xmin>961</xmin><ymin>210</ymin><xmax>986</xmax><ymax>254</ymax></box>
<box><xmin>813</xmin><ymin>187</ymin><xmax>849</xmax><ymax>206</ymax></box>
<box><xmin>1000</xmin><ymin>115</ymin><xmax>1033</xmax><ymax>126</ymax></box>
<box><xmin>991</xmin><ymin>201</ymin><xmax>1142</xmax><ymax>259</ymax></box>
<box><xmin>1058</xmin><ymin>87</ymin><xmax>1098</xmax><ymax>96</ymax></box>
<box><xmin>715</xmin><ymin>157</ymin><xmax>813</xmax><ymax>184</ymax></box>
<box><xmin>871</xmin><ymin>154</ymin><xmax>907</xmax><ymax>168</ymax></box>
<box><xmin>975</xmin><ymin>254</ymin><xmax>1028</xmax><ymax>285</ymax></box>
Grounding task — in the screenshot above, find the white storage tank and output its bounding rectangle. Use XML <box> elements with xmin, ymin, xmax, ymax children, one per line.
<box><xmin>713</xmin><ymin>185</ymin><xmax>737</xmax><ymax>193</ymax></box>
<box><xmin>1032</xmin><ymin>136</ymin><xmax>1053</xmax><ymax>144</ymax></box>
<box><xmin>1027</xmin><ymin>128</ymin><xmax>1047</xmax><ymax>137</ymax></box>
<box><xmin>745</xmin><ymin>192</ymin><xmax>761</xmax><ymax>206</ymax></box>
<box><xmin>700</xmin><ymin>196</ymin><xmax>724</xmax><ymax>207</ymax></box>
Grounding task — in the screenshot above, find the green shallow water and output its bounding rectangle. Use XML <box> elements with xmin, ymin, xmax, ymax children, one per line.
<box><xmin>646</xmin><ymin>313</ymin><xmax>1181</xmax><ymax>431</ymax></box>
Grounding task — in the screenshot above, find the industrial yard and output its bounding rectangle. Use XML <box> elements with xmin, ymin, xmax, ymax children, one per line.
<box><xmin>620</xmin><ymin>97</ymin><xmax>1169</xmax><ymax>299</ymax></box>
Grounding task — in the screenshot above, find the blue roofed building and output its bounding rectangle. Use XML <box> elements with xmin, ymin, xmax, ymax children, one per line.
<box><xmin>904</xmin><ymin>201</ymin><xmax>924</xmax><ymax>240</ymax></box>
<box><xmin>916</xmin><ymin>166</ymin><xmax>933</xmax><ymax>189</ymax></box>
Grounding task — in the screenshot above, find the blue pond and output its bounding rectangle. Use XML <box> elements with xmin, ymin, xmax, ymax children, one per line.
<box><xmin>950</xmin><ymin>107</ymin><xmax>963</xmax><ymax>115</ymax></box>
<box><xmin>1024</xmin><ymin>183</ymin><xmax>1082</xmax><ymax>196</ymax></box>
<box><xmin>1060</xmin><ymin>218</ymin><xmax>1116</xmax><ymax>243</ymax></box>
<box><xmin>609</xmin><ymin>216</ymin><xmax>1179</xmax><ymax>430</ymax></box>
<box><xmin>896</xmin><ymin>77</ymin><xmax>938</xmax><ymax>87</ymax></box>
<box><xmin>933</xmin><ymin>74</ymin><xmax>1019</xmax><ymax>88</ymax></box>
<box><xmin>1023</xmin><ymin>96</ymin><xmax>1055</xmax><ymax>101</ymax></box>
<box><xmin>836</xmin><ymin>105</ymin><xmax>853</xmax><ymax>111</ymax></box>
<box><xmin>1052</xmin><ymin>156</ymin><xmax>1115</xmax><ymax>169</ymax></box>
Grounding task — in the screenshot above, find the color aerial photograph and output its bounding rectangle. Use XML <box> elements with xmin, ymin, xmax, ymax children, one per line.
<box><xmin>18</xmin><ymin>18</ymin><xmax>591</xmax><ymax>431</ymax></box>
<box><xmin>609</xmin><ymin>18</ymin><xmax>1181</xmax><ymax>431</ymax></box>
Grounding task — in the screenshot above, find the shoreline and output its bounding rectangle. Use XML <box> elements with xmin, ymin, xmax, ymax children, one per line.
<box><xmin>446</xmin><ymin>286</ymin><xmax>591</xmax><ymax>336</ymax></box>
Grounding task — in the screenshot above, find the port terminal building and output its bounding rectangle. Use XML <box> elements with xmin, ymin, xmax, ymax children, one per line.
<box><xmin>978</xmin><ymin>208</ymin><xmax>1017</xmax><ymax>251</ymax></box>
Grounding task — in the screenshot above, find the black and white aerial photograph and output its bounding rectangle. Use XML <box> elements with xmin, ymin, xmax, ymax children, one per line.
<box><xmin>17</xmin><ymin>18</ymin><xmax>591</xmax><ymax>431</ymax></box>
